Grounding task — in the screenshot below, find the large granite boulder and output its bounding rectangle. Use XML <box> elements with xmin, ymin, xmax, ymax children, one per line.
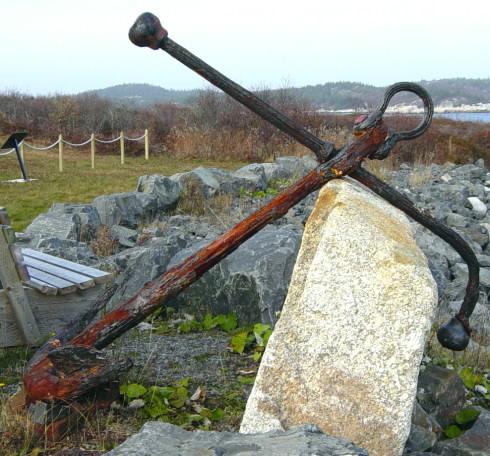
<box><xmin>166</xmin><ymin>224</ymin><xmax>302</xmax><ymax>325</ymax></box>
<box><xmin>105</xmin><ymin>422</ymin><xmax>368</xmax><ymax>456</ymax></box>
<box><xmin>240</xmin><ymin>179</ymin><xmax>438</xmax><ymax>456</ymax></box>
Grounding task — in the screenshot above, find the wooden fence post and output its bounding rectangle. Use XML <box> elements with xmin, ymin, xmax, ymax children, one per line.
<box><xmin>0</xmin><ymin>225</ymin><xmax>41</xmax><ymax>345</ymax></box>
<box><xmin>448</xmin><ymin>136</ymin><xmax>453</xmax><ymax>157</ymax></box>
<box><xmin>58</xmin><ymin>134</ymin><xmax>63</xmax><ymax>172</ymax></box>
<box><xmin>144</xmin><ymin>129</ymin><xmax>149</xmax><ymax>160</ymax></box>
<box><xmin>120</xmin><ymin>131</ymin><xmax>125</xmax><ymax>165</ymax></box>
<box><xmin>91</xmin><ymin>133</ymin><xmax>95</xmax><ymax>169</ymax></box>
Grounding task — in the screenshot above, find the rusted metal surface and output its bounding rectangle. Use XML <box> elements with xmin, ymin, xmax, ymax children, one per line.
<box><xmin>20</xmin><ymin>11</ymin><xmax>480</xmax><ymax>439</ymax></box>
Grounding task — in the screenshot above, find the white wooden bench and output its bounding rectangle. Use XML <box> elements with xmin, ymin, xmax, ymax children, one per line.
<box><xmin>0</xmin><ymin>214</ymin><xmax>112</xmax><ymax>347</ymax></box>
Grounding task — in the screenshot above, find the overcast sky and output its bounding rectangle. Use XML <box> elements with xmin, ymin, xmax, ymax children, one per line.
<box><xmin>1</xmin><ymin>0</ymin><xmax>489</xmax><ymax>95</ymax></box>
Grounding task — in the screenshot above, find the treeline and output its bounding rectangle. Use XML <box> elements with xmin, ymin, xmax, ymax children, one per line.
<box><xmin>87</xmin><ymin>78</ymin><xmax>490</xmax><ymax>110</ymax></box>
<box><xmin>0</xmin><ymin>88</ymin><xmax>323</xmax><ymax>161</ymax></box>
<box><xmin>0</xmin><ymin>88</ymin><xmax>488</xmax><ymax>164</ymax></box>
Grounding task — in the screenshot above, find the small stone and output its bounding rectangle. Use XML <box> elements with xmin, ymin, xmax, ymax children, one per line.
<box><xmin>480</xmin><ymin>268</ymin><xmax>490</xmax><ymax>288</ymax></box>
<box><xmin>136</xmin><ymin>322</ymin><xmax>154</xmax><ymax>332</ymax></box>
<box><xmin>110</xmin><ymin>225</ymin><xmax>138</xmax><ymax>248</ymax></box>
<box><xmin>476</xmin><ymin>254</ymin><xmax>490</xmax><ymax>267</ymax></box>
<box><xmin>467</xmin><ymin>197</ymin><xmax>487</xmax><ymax>217</ymax></box>
<box><xmin>474</xmin><ymin>384</ymin><xmax>488</xmax><ymax>395</ymax></box>
<box><xmin>440</xmin><ymin>174</ymin><xmax>452</xmax><ymax>183</ymax></box>
<box><xmin>446</xmin><ymin>213</ymin><xmax>468</xmax><ymax>228</ymax></box>
<box><xmin>128</xmin><ymin>399</ymin><xmax>145</xmax><ymax>409</ymax></box>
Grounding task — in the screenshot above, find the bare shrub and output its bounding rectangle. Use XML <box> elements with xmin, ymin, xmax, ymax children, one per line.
<box><xmin>91</xmin><ymin>225</ymin><xmax>118</xmax><ymax>257</ymax></box>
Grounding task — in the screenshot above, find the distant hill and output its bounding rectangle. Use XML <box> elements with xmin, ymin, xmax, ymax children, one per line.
<box><xmin>82</xmin><ymin>83</ymin><xmax>200</xmax><ymax>106</ymax></box>
<box><xmin>84</xmin><ymin>78</ymin><xmax>490</xmax><ymax>110</ymax></box>
<box><xmin>290</xmin><ymin>78</ymin><xmax>490</xmax><ymax>110</ymax></box>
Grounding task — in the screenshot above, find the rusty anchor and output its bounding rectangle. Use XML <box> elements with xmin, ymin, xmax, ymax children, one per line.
<box><xmin>20</xmin><ymin>11</ymin><xmax>479</xmax><ymax>440</ymax></box>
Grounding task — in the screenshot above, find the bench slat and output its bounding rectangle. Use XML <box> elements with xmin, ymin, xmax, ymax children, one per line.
<box><xmin>21</xmin><ymin>248</ymin><xmax>111</xmax><ymax>284</ymax></box>
<box><xmin>24</xmin><ymin>278</ymin><xmax>58</xmax><ymax>296</ymax></box>
<box><xmin>22</xmin><ymin>257</ymin><xmax>95</xmax><ymax>289</ymax></box>
<box><xmin>26</xmin><ymin>267</ymin><xmax>78</xmax><ymax>295</ymax></box>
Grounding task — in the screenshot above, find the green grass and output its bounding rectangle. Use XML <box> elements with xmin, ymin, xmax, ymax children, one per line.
<box><xmin>0</xmin><ymin>148</ymin><xmax>245</xmax><ymax>231</ymax></box>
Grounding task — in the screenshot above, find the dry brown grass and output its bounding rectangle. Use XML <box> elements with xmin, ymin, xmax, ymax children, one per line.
<box><xmin>90</xmin><ymin>225</ymin><xmax>118</xmax><ymax>257</ymax></box>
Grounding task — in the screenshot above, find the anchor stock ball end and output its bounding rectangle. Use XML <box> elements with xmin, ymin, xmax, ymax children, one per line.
<box><xmin>129</xmin><ymin>12</ymin><xmax>168</xmax><ymax>50</ymax></box>
<box><xmin>437</xmin><ymin>317</ymin><xmax>470</xmax><ymax>351</ymax></box>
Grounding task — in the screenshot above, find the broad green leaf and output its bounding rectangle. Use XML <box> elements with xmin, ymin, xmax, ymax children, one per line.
<box><xmin>443</xmin><ymin>424</ymin><xmax>463</xmax><ymax>439</ymax></box>
<box><xmin>459</xmin><ymin>367</ymin><xmax>482</xmax><ymax>389</ymax></box>
<box><xmin>231</xmin><ymin>331</ymin><xmax>249</xmax><ymax>353</ymax></box>
<box><xmin>202</xmin><ymin>313</ymin><xmax>217</xmax><ymax>330</ymax></box>
<box><xmin>147</xmin><ymin>385</ymin><xmax>175</xmax><ymax>399</ymax></box>
<box><xmin>125</xmin><ymin>383</ymin><xmax>147</xmax><ymax>399</ymax></box>
<box><xmin>176</xmin><ymin>377</ymin><xmax>190</xmax><ymax>388</ymax></box>
<box><xmin>253</xmin><ymin>351</ymin><xmax>263</xmax><ymax>362</ymax></box>
<box><xmin>238</xmin><ymin>375</ymin><xmax>256</xmax><ymax>385</ymax></box>
<box><xmin>211</xmin><ymin>408</ymin><xmax>224</xmax><ymax>421</ymax></box>
<box><xmin>215</xmin><ymin>314</ymin><xmax>238</xmax><ymax>332</ymax></box>
<box><xmin>253</xmin><ymin>323</ymin><xmax>271</xmax><ymax>337</ymax></box>
<box><xmin>198</xmin><ymin>407</ymin><xmax>213</xmax><ymax>419</ymax></box>
<box><xmin>169</xmin><ymin>386</ymin><xmax>188</xmax><ymax>408</ymax></box>
<box><xmin>262</xmin><ymin>329</ymin><xmax>272</xmax><ymax>346</ymax></box>
<box><xmin>178</xmin><ymin>320</ymin><xmax>202</xmax><ymax>333</ymax></box>
<box><xmin>455</xmin><ymin>408</ymin><xmax>481</xmax><ymax>425</ymax></box>
<box><xmin>144</xmin><ymin>397</ymin><xmax>168</xmax><ymax>418</ymax></box>
<box><xmin>187</xmin><ymin>414</ymin><xmax>205</xmax><ymax>424</ymax></box>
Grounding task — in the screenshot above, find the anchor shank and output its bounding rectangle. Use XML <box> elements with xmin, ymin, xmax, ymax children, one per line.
<box><xmin>161</xmin><ymin>37</ymin><xmax>334</xmax><ymax>161</ymax></box>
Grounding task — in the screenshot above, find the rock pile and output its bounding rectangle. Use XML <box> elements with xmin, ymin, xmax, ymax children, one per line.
<box><xmin>16</xmin><ymin>158</ymin><xmax>490</xmax><ymax>455</ymax></box>
<box><xmin>20</xmin><ymin>157</ymin><xmax>490</xmax><ymax>346</ymax></box>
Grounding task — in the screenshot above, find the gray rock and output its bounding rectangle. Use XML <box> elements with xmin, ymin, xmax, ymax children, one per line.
<box><xmin>136</xmin><ymin>174</ymin><xmax>181</xmax><ymax>212</ymax></box>
<box><xmin>35</xmin><ymin>238</ymin><xmax>98</xmax><ymax>265</ymax></box>
<box><xmin>48</xmin><ymin>203</ymin><xmax>101</xmax><ymax>241</ymax></box>
<box><xmin>466</xmin><ymin>225</ymin><xmax>489</xmax><ymax>247</ymax></box>
<box><xmin>302</xmin><ymin>154</ymin><xmax>318</xmax><ymax>171</ymax></box>
<box><xmin>405</xmin><ymin>403</ymin><xmax>442</xmax><ymax>453</ymax></box>
<box><xmin>110</xmin><ymin>225</ymin><xmax>138</xmax><ymax>248</ymax></box>
<box><xmin>405</xmin><ymin>425</ymin><xmax>438</xmax><ymax>454</ymax></box>
<box><xmin>100</xmin><ymin>239</ymin><xmax>181</xmax><ymax>310</ymax></box>
<box><xmin>261</xmin><ymin>162</ymin><xmax>291</xmax><ymax>182</ymax></box>
<box><xmin>467</xmin><ymin>197</ymin><xmax>488</xmax><ymax>218</ymax></box>
<box><xmin>171</xmin><ymin>167</ymin><xmax>251</xmax><ymax>198</ymax></box>
<box><xmin>432</xmin><ymin>409</ymin><xmax>490</xmax><ymax>455</ymax></box>
<box><xmin>232</xmin><ymin>164</ymin><xmax>267</xmax><ymax>191</ymax></box>
<box><xmin>93</xmin><ymin>192</ymin><xmax>158</xmax><ymax>228</ymax></box>
<box><xmin>416</xmin><ymin>365</ymin><xmax>466</xmax><ymax>428</ymax></box>
<box><xmin>26</xmin><ymin>212</ymin><xmax>81</xmax><ymax>243</ymax></box>
<box><xmin>167</xmin><ymin>224</ymin><xmax>302</xmax><ymax>325</ymax></box>
<box><xmin>446</xmin><ymin>213</ymin><xmax>468</xmax><ymax>229</ymax></box>
<box><xmin>105</xmin><ymin>422</ymin><xmax>368</xmax><ymax>456</ymax></box>
<box><xmin>275</xmin><ymin>156</ymin><xmax>307</xmax><ymax>178</ymax></box>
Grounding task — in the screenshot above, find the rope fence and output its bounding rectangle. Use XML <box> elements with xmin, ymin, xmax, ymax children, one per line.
<box><xmin>17</xmin><ymin>129</ymin><xmax>149</xmax><ymax>172</ymax></box>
